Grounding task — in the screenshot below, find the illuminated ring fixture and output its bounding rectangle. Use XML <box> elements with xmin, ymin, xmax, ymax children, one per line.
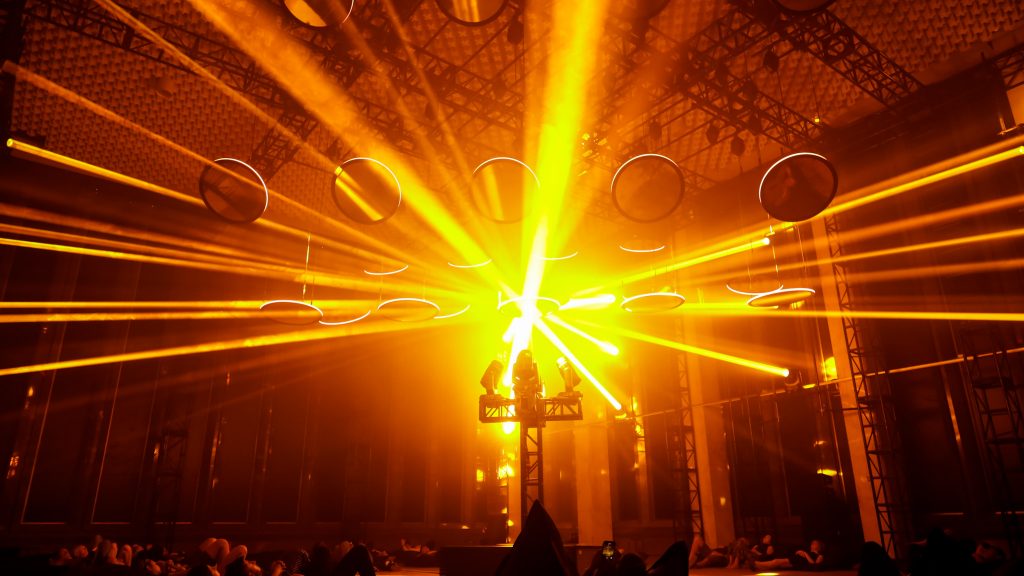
<box><xmin>619</xmin><ymin>244</ymin><xmax>666</xmax><ymax>254</ymax></box>
<box><xmin>198</xmin><ymin>157</ymin><xmax>269</xmax><ymax>223</ymax></box>
<box><xmin>319</xmin><ymin>309</ymin><xmax>371</xmax><ymax>326</ymax></box>
<box><xmin>498</xmin><ymin>296</ymin><xmax>562</xmax><ymax>317</ymax></box>
<box><xmin>435</xmin><ymin>304</ymin><xmax>471</xmax><ymax>320</ymax></box>
<box><xmin>544</xmin><ymin>251</ymin><xmax>579</xmax><ymax>261</ymax></box>
<box><xmin>470</xmin><ymin>156</ymin><xmax>541</xmax><ymax>223</ymax></box>
<box><xmin>434</xmin><ymin>0</ymin><xmax>508</xmax><ymax>26</ymax></box>
<box><xmin>620</xmin><ymin>292</ymin><xmax>686</xmax><ymax>313</ymax></box>
<box><xmin>758</xmin><ymin>152</ymin><xmax>838</xmax><ymax>222</ymax></box>
<box><xmin>725</xmin><ymin>281</ymin><xmax>784</xmax><ymax>297</ymax></box>
<box><xmin>746</xmin><ymin>287</ymin><xmax>816</xmax><ymax>308</ymax></box>
<box><xmin>611</xmin><ymin>153</ymin><xmax>685</xmax><ymax>223</ymax></box>
<box><xmin>769</xmin><ymin>0</ymin><xmax>837</xmax><ymax>15</ymax></box>
<box><xmin>448</xmin><ymin>258</ymin><xmax>492</xmax><ymax>269</ymax></box>
<box><xmin>377</xmin><ymin>297</ymin><xmax>440</xmax><ymax>322</ymax></box>
<box><xmin>259</xmin><ymin>299</ymin><xmax>324</xmax><ymax>325</ymax></box>
<box><xmin>619</xmin><ymin>0</ymin><xmax>671</xmax><ymax>19</ymax></box>
<box><xmin>363</xmin><ymin>264</ymin><xmax>408</xmax><ymax>276</ymax></box>
<box><xmin>333</xmin><ymin>157</ymin><xmax>403</xmax><ymax>225</ymax></box>
<box><xmin>281</xmin><ymin>0</ymin><xmax>355</xmax><ymax>28</ymax></box>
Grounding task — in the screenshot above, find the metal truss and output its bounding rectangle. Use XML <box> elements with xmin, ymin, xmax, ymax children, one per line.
<box><xmin>1</xmin><ymin>0</ymin><xmax>26</xmax><ymax>143</ymax></box>
<box><xmin>733</xmin><ymin>1</ymin><xmax>921</xmax><ymax>107</ymax></box>
<box><xmin>608</xmin><ymin>0</ymin><xmax>919</xmax><ymax>175</ymax></box>
<box><xmin>672</xmin><ymin>319</ymin><xmax>705</xmax><ymax>541</ymax></box>
<box><xmin>993</xmin><ymin>43</ymin><xmax>1024</xmax><ymax>91</ymax></box>
<box><xmin>21</xmin><ymin>0</ymin><xmax>513</xmax><ymax>180</ymax></box>
<box><xmin>479</xmin><ymin>394</ymin><xmax>584</xmax><ymax>423</ymax></box>
<box><xmin>956</xmin><ymin>324</ymin><xmax>1024</xmax><ymax>558</ymax></box>
<box><xmin>824</xmin><ymin>214</ymin><xmax>911</xmax><ymax>559</ymax></box>
<box><xmin>596</xmin><ymin>9</ymin><xmax>821</xmax><ymax>177</ymax></box>
<box><xmin>479</xmin><ymin>391</ymin><xmax>582</xmax><ymax>524</ymax></box>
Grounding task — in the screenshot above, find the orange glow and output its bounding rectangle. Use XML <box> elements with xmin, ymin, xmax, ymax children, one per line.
<box><xmin>0</xmin><ymin>318</ymin><xmax>419</xmax><ymax>378</ymax></box>
<box><xmin>535</xmin><ymin>319</ymin><xmax>622</xmax><ymax>410</ymax></box>
<box><xmin>583</xmin><ymin>321</ymin><xmax>791</xmax><ymax>378</ymax></box>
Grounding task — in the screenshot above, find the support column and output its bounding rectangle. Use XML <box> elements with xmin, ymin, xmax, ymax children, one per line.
<box><xmin>575</xmin><ymin>407</ymin><xmax>613</xmax><ymax>545</ymax></box>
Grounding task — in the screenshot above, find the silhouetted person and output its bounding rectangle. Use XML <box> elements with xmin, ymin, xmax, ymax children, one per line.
<box><xmin>332</xmin><ymin>544</ymin><xmax>376</xmax><ymax>576</ymax></box>
<box><xmin>618</xmin><ymin>553</ymin><xmax>647</xmax><ymax>576</ymax></box>
<box><xmin>494</xmin><ymin>501</ymin><xmax>576</xmax><ymax>576</ymax></box>
<box><xmin>648</xmin><ymin>541</ymin><xmax>688</xmax><ymax>576</ymax></box>
<box><xmin>858</xmin><ymin>541</ymin><xmax>899</xmax><ymax>576</ymax></box>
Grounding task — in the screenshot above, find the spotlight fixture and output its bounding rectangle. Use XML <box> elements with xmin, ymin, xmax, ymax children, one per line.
<box><xmin>481</xmin><ymin>360</ymin><xmax>503</xmax><ymax>395</ymax></box>
<box><xmin>649</xmin><ymin>119</ymin><xmax>663</xmax><ymax>141</ymax></box>
<box><xmin>556</xmin><ymin>357</ymin><xmax>581</xmax><ymax>397</ymax></box>
<box><xmin>730</xmin><ymin>135</ymin><xmax>746</xmax><ymax>157</ymax></box>
<box><xmin>512</xmin><ymin>350</ymin><xmax>540</xmax><ymax>399</ymax></box>
<box><xmin>705</xmin><ymin>123</ymin><xmax>721</xmax><ymax>145</ymax></box>
<box><xmin>762</xmin><ymin>48</ymin><xmax>780</xmax><ymax>72</ymax></box>
<box><xmin>507</xmin><ymin>14</ymin><xmax>524</xmax><ymax>44</ymax></box>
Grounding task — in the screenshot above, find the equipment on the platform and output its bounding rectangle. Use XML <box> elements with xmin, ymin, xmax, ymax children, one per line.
<box><xmin>478</xmin><ymin>350</ymin><xmax>584</xmax><ymax>528</ymax></box>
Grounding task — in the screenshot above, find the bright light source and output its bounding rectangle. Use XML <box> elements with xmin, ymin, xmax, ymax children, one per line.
<box><xmin>480</xmin><ymin>360</ymin><xmax>503</xmax><ymax>395</ymax></box>
<box><xmin>535</xmin><ymin>319</ymin><xmax>622</xmax><ymax>410</ymax></box>
<box><xmin>434</xmin><ymin>305</ymin><xmax>471</xmax><ymax>320</ymax></box>
<box><xmin>363</xmin><ymin>264</ymin><xmax>408</xmax><ymax>276</ymax></box>
<box><xmin>559</xmin><ymin>294</ymin><xmax>616</xmax><ymax>311</ymax></box>
<box><xmin>547</xmin><ymin>315</ymin><xmax>619</xmax><ymax>355</ymax></box>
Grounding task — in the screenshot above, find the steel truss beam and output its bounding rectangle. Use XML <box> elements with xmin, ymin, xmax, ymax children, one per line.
<box><xmin>824</xmin><ymin>214</ymin><xmax>911</xmax><ymax>559</ymax></box>
<box><xmin>21</xmin><ymin>0</ymin><xmax>514</xmax><ymax>180</ymax></box>
<box><xmin>610</xmin><ymin>0</ymin><xmax>920</xmax><ymax>172</ymax></box>
<box><xmin>993</xmin><ymin>43</ymin><xmax>1024</xmax><ymax>91</ymax></box>
<box><xmin>672</xmin><ymin>320</ymin><xmax>705</xmax><ymax>540</ymax></box>
<box><xmin>734</xmin><ymin>1</ymin><xmax>921</xmax><ymax>108</ymax></box>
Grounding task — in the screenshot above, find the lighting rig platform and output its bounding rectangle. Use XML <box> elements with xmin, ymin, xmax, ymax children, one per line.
<box><xmin>478</xmin><ymin>353</ymin><xmax>584</xmax><ymax>527</ymax></box>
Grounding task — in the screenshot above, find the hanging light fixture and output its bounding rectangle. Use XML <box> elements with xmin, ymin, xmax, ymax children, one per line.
<box><xmin>260</xmin><ymin>233</ymin><xmax>323</xmax><ymax>324</ymax></box>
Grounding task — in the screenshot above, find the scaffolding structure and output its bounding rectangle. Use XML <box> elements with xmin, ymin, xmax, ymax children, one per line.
<box><xmin>824</xmin><ymin>214</ymin><xmax>912</xmax><ymax>559</ymax></box>
<box><xmin>957</xmin><ymin>323</ymin><xmax>1024</xmax><ymax>558</ymax></box>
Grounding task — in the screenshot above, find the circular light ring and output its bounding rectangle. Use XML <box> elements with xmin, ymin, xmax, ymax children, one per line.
<box><xmin>470</xmin><ymin>156</ymin><xmax>541</xmax><ymax>223</ymax></box>
<box><xmin>363</xmin><ymin>264</ymin><xmax>408</xmax><ymax>276</ymax></box>
<box><xmin>281</xmin><ymin>0</ymin><xmax>354</xmax><ymax>28</ymax></box>
<box><xmin>610</xmin><ymin>153</ymin><xmax>685</xmax><ymax>223</ymax></box>
<box><xmin>448</xmin><ymin>258</ymin><xmax>492</xmax><ymax>269</ymax></box>
<box><xmin>435</xmin><ymin>304</ymin><xmax>471</xmax><ymax>320</ymax></box>
<box><xmin>619</xmin><ymin>243</ymin><xmax>666</xmax><ymax>254</ymax></box>
<box><xmin>746</xmin><ymin>287</ymin><xmax>816</xmax><ymax>308</ymax></box>
<box><xmin>198</xmin><ymin>158</ymin><xmax>269</xmax><ymax>223</ymax></box>
<box><xmin>726</xmin><ymin>279</ymin><xmax>784</xmax><ymax>297</ymax></box>
<box><xmin>333</xmin><ymin>157</ymin><xmax>403</xmax><ymax>225</ymax></box>
<box><xmin>377</xmin><ymin>297</ymin><xmax>440</xmax><ymax>322</ymax></box>
<box><xmin>618</xmin><ymin>0</ymin><xmax>671</xmax><ymax>20</ymax></box>
<box><xmin>319</xmin><ymin>309</ymin><xmax>371</xmax><ymax>326</ymax></box>
<box><xmin>544</xmin><ymin>251</ymin><xmax>579</xmax><ymax>261</ymax></box>
<box><xmin>434</xmin><ymin>0</ymin><xmax>508</xmax><ymax>26</ymax></box>
<box><xmin>259</xmin><ymin>299</ymin><xmax>324</xmax><ymax>324</ymax></box>
<box><xmin>758</xmin><ymin>152</ymin><xmax>838</xmax><ymax>222</ymax></box>
<box><xmin>621</xmin><ymin>292</ymin><xmax>686</xmax><ymax>313</ymax></box>
<box><xmin>769</xmin><ymin>0</ymin><xmax>837</xmax><ymax>15</ymax></box>
<box><xmin>497</xmin><ymin>296</ymin><xmax>562</xmax><ymax>317</ymax></box>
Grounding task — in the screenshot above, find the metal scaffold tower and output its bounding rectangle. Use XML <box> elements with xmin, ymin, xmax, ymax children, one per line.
<box><xmin>957</xmin><ymin>323</ymin><xmax>1024</xmax><ymax>558</ymax></box>
<box><xmin>671</xmin><ymin>320</ymin><xmax>704</xmax><ymax>541</ymax></box>
<box><xmin>824</xmin><ymin>214</ymin><xmax>911</xmax><ymax>559</ymax></box>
